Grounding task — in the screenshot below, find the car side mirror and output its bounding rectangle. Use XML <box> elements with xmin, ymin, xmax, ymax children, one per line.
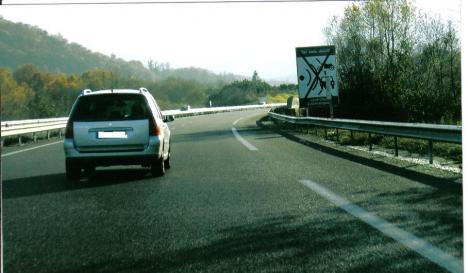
<box><xmin>163</xmin><ymin>115</ymin><xmax>175</xmax><ymax>123</ymax></box>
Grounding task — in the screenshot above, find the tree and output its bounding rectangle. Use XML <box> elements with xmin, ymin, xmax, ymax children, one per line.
<box><xmin>0</xmin><ymin>68</ymin><xmax>33</xmax><ymax>120</ymax></box>
<box><xmin>252</xmin><ymin>70</ymin><xmax>259</xmax><ymax>82</ymax></box>
<box><xmin>324</xmin><ymin>0</ymin><xmax>460</xmax><ymax>123</ymax></box>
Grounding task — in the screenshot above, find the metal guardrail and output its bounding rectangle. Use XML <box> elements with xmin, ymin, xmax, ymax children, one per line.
<box><xmin>268</xmin><ymin>111</ymin><xmax>462</xmax><ymax>164</ymax></box>
<box><xmin>1</xmin><ymin>117</ymin><xmax>69</xmax><ymax>127</ymax></box>
<box><xmin>1</xmin><ymin>118</ymin><xmax>69</xmax><ymax>137</ymax></box>
<box><xmin>0</xmin><ymin>103</ymin><xmax>285</xmax><ymax>146</ymax></box>
<box><xmin>268</xmin><ymin>112</ymin><xmax>461</xmax><ymax>143</ymax></box>
<box><xmin>162</xmin><ymin>103</ymin><xmax>285</xmax><ymax>117</ymax></box>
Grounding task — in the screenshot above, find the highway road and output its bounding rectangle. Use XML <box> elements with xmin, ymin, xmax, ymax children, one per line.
<box><xmin>2</xmin><ymin>109</ymin><xmax>463</xmax><ymax>273</ymax></box>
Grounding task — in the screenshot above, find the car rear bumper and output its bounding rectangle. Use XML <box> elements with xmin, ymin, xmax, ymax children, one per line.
<box><xmin>64</xmin><ymin>136</ymin><xmax>162</xmax><ymax>166</ymax></box>
<box><xmin>65</xmin><ymin>155</ymin><xmax>159</xmax><ymax>167</ymax></box>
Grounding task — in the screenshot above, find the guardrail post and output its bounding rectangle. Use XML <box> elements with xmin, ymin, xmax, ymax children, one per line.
<box><xmin>47</xmin><ymin>130</ymin><xmax>50</xmax><ymax>140</ymax></box>
<box><xmin>1</xmin><ymin>138</ymin><xmax>4</xmax><ymax>148</ymax></box>
<box><xmin>33</xmin><ymin>132</ymin><xmax>37</xmax><ymax>143</ymax></box>
<box><xmin>18</xmin><ymin>135</ymin><xmax>22</xmax><ymax>146</ymax></box>
<box><xmin>350</xmin><ymin>130</ymin><xmax>354</xmax><ymax>143</ymax></box>
<box><xmin>59</xmin><ymin>129</ymin><xmax>62</xmax><ymax>138</ymax></box>
<box><xmin>324</xmin><ymin>128</ymin><xmax>327</xmax><ymax>140</ymax></box>
<box><xmin>336</xmin><ymin>128</ymin><xmax>339</xmax><ymax>143</ymax></box>
<box><xmin>368</xmin><ymin>133</ymin><xmax>372</xmax><ymax>151</ymax></box>
<box><xmin>428</xmin><ymin>140</ymin><xmax>433</xmax><ymax>164</ymax></box>
<box><xmin>394</xmin><ymin>136</ymin><xmax>398</xmax><ymax>157</ymax></box>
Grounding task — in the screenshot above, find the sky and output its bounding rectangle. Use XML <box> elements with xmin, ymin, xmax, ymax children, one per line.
<box><xmin>0</xmin><ymin>0</ymin><xmax>462</xmax><ymax>82</ymax></box>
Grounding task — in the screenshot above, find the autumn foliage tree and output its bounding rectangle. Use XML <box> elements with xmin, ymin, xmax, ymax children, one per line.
<box><xmin>0</xmin><ymin>68</ymin><xmax>34</xmax><ymax>120</ymax></box>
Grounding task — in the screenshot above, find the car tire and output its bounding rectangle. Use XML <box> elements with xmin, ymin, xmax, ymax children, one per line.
<box><xmin>151</xmin><ymin>156</ymin><xmax>165</xmax><ymax>177</ymax></box>
<box><xmin>66</xmin><ymin>160</ymin><xmax>81</xmax><ymax>181</ymax></box>
<box><xmin>164</xmin><ymin>148</ymin><xmax>171</xmax><ymax>169</ymax></box>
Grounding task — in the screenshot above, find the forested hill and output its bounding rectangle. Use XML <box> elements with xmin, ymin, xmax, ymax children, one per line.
<box><xmin>0</xmin><ymin>17</ymin><xmax>156</xmax><ymax>80</ymax></box>
<box><xmin>147</xmin><ymin>62</ymin><xmax>244</xmax><ymax>86</ymax></box>
<box><xmin>0</xmin><ymin>17</ymin><xmax>242</xmax><ymax>85</ymax></box>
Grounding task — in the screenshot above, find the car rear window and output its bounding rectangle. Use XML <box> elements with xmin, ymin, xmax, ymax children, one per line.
<box><xmin>71</xmin><ymin>94</ymin><xmax>151</xmax><ymax>122</ymax></box>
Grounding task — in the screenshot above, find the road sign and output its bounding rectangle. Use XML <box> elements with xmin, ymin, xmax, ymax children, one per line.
<box><xmin>296</xmin><ymin>46</ymin><xmax>338</xmax><ymax>107</ymax></box>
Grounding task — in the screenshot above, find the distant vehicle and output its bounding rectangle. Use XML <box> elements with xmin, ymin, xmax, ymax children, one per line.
<box><xmin>258</xmin><ymin>96</ymin><xmax>267</xmax><ymax>105</ymax></box>
<box><xmin>63</xmin><ymin>88</ymin><xmax>174</xmax><ymax>180</ymax></box>
<box><xmin>180</xmin><ymin>105</ymin><xmax>191</xmax><ymax>111</ymax></box>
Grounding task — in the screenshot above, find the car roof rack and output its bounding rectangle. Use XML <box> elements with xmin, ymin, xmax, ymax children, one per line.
<box><xmin>82</xmin><ymin>89</ymin><xmax>92</xmax><ymax>95</ymax></box>
<box><xmin>139</xmin><ymin>87</ymin><xmax>148</xmax><ymax>93</ymax></box>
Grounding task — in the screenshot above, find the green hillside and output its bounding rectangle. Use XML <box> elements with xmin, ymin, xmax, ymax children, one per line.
<box><xmin>0</xmin><ymin>17</ymin><xmax>242</xmax><ymax>85</ymax></box>
<box><xmin>0</xmin><ymin>17</ymin><xmax>156</xmax><ymax>80</ymax></box>
<box><xmin>149</xmin><ymin>64</ymin><xmax>244</xmax><ymax>87</ymax></box>
<box><xmin>0</xmin><ymin>17</ymin><xmax>291</xmax><ymax>121</ymax></box>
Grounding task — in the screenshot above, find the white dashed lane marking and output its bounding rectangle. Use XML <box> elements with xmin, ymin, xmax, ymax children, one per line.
<box><xmin>299</xmin><ymin>179</ymin><xmax>463</xmax><ymax>273</ymax></box>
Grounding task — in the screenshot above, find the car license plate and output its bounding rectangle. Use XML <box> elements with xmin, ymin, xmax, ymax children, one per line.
<box><xmin>97</xmin><ymin>131</ymin><xmax>127</xmax><ymax>139</ymax></box>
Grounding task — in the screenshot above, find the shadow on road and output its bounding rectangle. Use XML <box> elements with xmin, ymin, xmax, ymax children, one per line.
<box><xmin>256</xmin><ymin>117</ymin><xmax>462</xmax><ymax>194</ymax></box>
<box><xmin>51</xmin><ymin>213</ymin><xmax>448</xmax><ymax>273</ymax></box>
<box><xmin>358</xmin><ymin>186</ymin><xmax>463</xmax><ymax>257</ymax></box>
<box><xmin>3</xmin><ymin>169</ymin><xmax>152</xmax><ymax>199</ymax></box>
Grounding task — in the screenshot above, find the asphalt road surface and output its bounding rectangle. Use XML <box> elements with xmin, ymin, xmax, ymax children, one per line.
<box><xmin>2</xmin><ymin>109</ymin><xmax>463</xmax><ymax>273</ymax></box>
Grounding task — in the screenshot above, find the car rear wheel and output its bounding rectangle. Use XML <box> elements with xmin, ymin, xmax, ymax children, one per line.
<box><xmin>151</xmin><ymin>156</ymin><xmax>165</xmax><ymax>177</ymax></box>
<box><xmin>66</xmin><ymin>160</ymin><xmax>81</xmax><ymax>181</ymax></box>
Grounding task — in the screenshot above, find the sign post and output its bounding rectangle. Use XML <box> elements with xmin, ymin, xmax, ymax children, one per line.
<box><xmin>296</xmin><ymin>45</ymin><xmax>338</xmax><ymax>116</ymax></box>
<box><xmin>324</xmin><ymin>76</ymin><xmax>334</xmax><ymax>118</ymax></box>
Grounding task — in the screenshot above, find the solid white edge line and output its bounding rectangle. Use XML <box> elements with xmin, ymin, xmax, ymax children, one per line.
<box><xmin>299</xmin><ymin>179</ymin><xmax>463</xmax><ymax>273</ymax></box>
<box><xmin>1</xmin><ymin>140</ymin><xmax>63</xmax><ymax>157</ymax></box>
<box><xmin>233</xmin><ymin>117</ymin><xmax>242</xmax><ymax>126</ymax></box>
<box><xmin>232</xmin><ymin>128</ymin><xmax>258</xmax><ymax>151</ymax></box>
<box><xmin>232</xmin><ymin>117</ymin><xmax>258</xmax><ymax>151</ymax></box>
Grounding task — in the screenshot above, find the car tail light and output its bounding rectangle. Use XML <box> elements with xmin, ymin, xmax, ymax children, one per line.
<box><xmin>149</xmin><ymin>118</ymin><xmax>161</xmax><ymax>136</ymax></box>
<box><xmin>65</xmin><ymin>121</ymin><xmax>74</xmax><ymax>138</ymax></box>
